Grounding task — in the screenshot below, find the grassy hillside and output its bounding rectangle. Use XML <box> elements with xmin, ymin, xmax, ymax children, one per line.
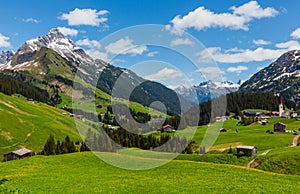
<box><xmin>0</xmin><ymin>92</ymin><xmax>89</xmax><ymax>157</ymax></box>
<box><xmin>176</xmin><ymin>119</ymin><xmax>300</xmax><ymax>152</ymax></box>
<box><xmin>256</xmin><ymin>146</ymin><xmax>300</xmax><ymax>175</ymax></box>
<box><xmin>0</xmin><ymin>152</ymin><xmax>299</xmax><ymax>193</ymax></box>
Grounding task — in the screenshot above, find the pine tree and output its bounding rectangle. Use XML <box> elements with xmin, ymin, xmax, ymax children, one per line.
<box><xmin>55</xmin><ymin>140</ymin><xmax>62</xmax><ymax>154</ymax></box>
<box><xmin>42</xmin><ymin>135</ymin><xmax>56</xmax><ymax>155</ymax></box>
<box><xmin>80</xmin><ymin>142</ymin><xmax>90</xmax><ymax>152</ymax></box>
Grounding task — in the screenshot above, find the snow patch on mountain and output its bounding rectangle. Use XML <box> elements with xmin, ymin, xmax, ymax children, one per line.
<box><xmin>21</xmin><ymin>28</ymin><xmax>93</xmax><ymax>64</ymax></box>
<box><xmin>240</xmin><ymin>50</ymin><xmax>300</xmax><ymax>103</ymax></box>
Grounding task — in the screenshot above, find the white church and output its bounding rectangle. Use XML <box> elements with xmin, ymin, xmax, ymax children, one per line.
<box><xmin>279</xmin><ymin>98</ymin><xmax>291</xmax><ymax>118</ymax></box>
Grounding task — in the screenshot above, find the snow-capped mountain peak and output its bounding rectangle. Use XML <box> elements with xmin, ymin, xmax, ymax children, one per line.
<box><xmin>175</xmin><ymin>80</ymin><xmax>242</xmax><ymax>104</ymax></box>
<box><xmin>239</xmin><ymin>50</ymin><xmax>300</xmax><ymax>103</ymax></box>
<box><xmin>18</xmin><ymin>28</ymin><xmax>93</xmax><ymax>64</ymax></box>
<box><xmin>198</xmin><ymin>80</ymin><xmax>240</xmax><ymax>89</ymax></box>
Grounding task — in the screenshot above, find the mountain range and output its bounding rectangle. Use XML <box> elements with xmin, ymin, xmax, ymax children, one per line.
<box><xmin>175</xmin><ymin>80</ymin><xmax>242</xmax><ymax>104</ymax></box>
<box><xmin>0</xmin><ymin>29</ymin><xmax>299</xmax><ymax>111</ymax></box>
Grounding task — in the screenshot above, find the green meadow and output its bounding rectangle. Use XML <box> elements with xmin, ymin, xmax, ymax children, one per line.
<box><xmin>0</xmin><ymin>152</ymin><xmax>299</xmax><ymax>193</ymax></box>
<box><xmin>0</xmin><ymin>93</ymin><xmax>84</xmax><ymax>157</ymax></box>
<box><xmin>176</xmin><ymin>118</ymin><xmax>299</xmax><ymax>152</ymax></box>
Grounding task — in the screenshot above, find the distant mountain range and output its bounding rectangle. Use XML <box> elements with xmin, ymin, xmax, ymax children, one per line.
<box><xmin>239</xmin><ymin>50</ymin><xmax>300</xmax><ymax>103</ymax></box>
<box><xmin>175</xmin><ymin>80</ymin><xmax>242</xmax><ymax>104</ymax></box>
<box><xmin>0</xmin><ymin>29</ymin><xmax>189</xmax><ymax>115</ymax></box>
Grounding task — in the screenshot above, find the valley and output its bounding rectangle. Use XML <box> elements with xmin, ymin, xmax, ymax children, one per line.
<box><xmin>0</xmin><ymin>1</ymin><xmax>300</xmax><ymax>192</ymax></box>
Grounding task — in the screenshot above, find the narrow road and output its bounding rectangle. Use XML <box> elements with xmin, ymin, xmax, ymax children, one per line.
<box><xmin>292</xmin><ymin>135</ymin><xmax>300</xmax><ymax>147</ymax></box>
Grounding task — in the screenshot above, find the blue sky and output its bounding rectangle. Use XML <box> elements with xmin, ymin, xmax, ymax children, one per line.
<box><xmin>0</xmin><ymin>0</ymin><xmax>300</xmax><ymax>88</ymax></box>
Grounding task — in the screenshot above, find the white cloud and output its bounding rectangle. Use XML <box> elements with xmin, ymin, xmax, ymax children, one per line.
<box><xmin>0</xmin><ymin>33</ymin><xmax>11</xmax><ymax>48</ymax></box>
<box><xmin>196</xmin><ymin>66</ymin><xmax>225</xmax><ymax>80</ymax></box>
<box><xmin>86</xmin><ymin>49</ymin><xmax>108</xmax><ymax>61</ymax></box>
<box><xmin>147</xmin><ymin>51</ymin><xmax>158</xmax><ymax>57</ymax></box>
<box><xmin>230</xmin><ymin>1</ymin><xmax>278</xmax><ymax>19</ymax></box>
<box><xmin>198</xmin><ymin>42</ymin><xmax>300</xmax><ymax>64</ymax></box>
<box><xmin>170</xmin><ymin>38</ymin><xmax>194</xmax><ymax>46</ymax></box>
<box><xmin>224</xmin><ymin>47</ymin><xmax>245</xmax><ymax>53</ymax></box>
<box><xmin>197</xmin><ymin>47</ymin><xmax>220</xmax><ymax>63</ymax></box>
<box><xmin>76</xmin><ymin>38</ymin><xmax>101</xmax><ymax>48</ymax></box>
<box><xmin>59</xmin><ymin>8</ymin><xmax>109</xmax><ymax>26</ymax></box>
<box><xmin>253</xmin><ymin>39</ymin><xmax>271</xmax><ymax>45</ymax></box>
<box><xmin>105</xmin><ymin>37</ymin><xmax>147</xmax><ymax>56</ymax></box>
<box><xmin>166</xmin><ymin>1</ymin><xmax>278</xmax><ymax>35</ymax></box>
<box><xmin>197</xmin><ymin>67</ymin><xmax>225</xmax><ymax>75</ymax></box>
<box><xmin>291</xmin><ymin>28</ymin><xmax>300</xmax><ymax>39</ymax></box>
<box><xmin>275</xmin><ymin>40</ymin><xmax>300</xmax><ymax>50</ymax></box>
<box><xmin>226</xmin><ymin>65</ymin><xmax>248</xmax><ymax>74</ymax></box>
<box><xmin>145</xmin><ymin>68</ymin><xmax>183</xmax><ymax>81</ymax></box>
<box><xmin>57</xmin><ymin>27</ymin><xmax>78</xmax><ymax>37</ymax></box>
<box><xmin>22</xmin><ymin>18</ymin><xmax>40</xmax><ymax>23</ymax></box>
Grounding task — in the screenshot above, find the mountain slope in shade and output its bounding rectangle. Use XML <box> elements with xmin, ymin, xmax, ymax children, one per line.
<box><xmin>175</xmin><ymin>80</ymin><xmax>241</xmax><ymax>104</ymax></box>
<box><xmin>0</xmin><ymin>29</ymin><xmax>187</xmax><ymax>114</ymax></box>
<box><xmin>239</xmin><ymin>50</ymin><xmax>300</xmax><ymax>103</ymax></box>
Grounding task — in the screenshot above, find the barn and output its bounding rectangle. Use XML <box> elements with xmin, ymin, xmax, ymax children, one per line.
<box><xmin>236</xmin><ymin>145</ymin><xmax>257</xmax><ymax>157</ymax></box>
<box><xmin>274</xmin><ymin>122</ymin><xmax>286</xmax><ymax>133</ymax></box>
<box><xmin>4</xmin><ymin>148</ymin><xmax>32</xmax><ymax>162</ymax></box>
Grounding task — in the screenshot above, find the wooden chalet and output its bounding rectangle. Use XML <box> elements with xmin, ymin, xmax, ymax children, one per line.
<box><xmin>4</xmin><ymin>148</ymin><xmax>32</xmax><ymax>162</ymax></box>
<box><xmin>236</xmin><ymin>145</ymin><xmax>257</xmax><ymax>157</ymax></box>
<box><xmin>274</xmin><ymin>122</ymin><xmax>286</xmax><ymax>133</ymax></box>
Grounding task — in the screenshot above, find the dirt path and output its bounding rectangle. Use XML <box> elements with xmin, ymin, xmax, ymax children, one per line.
<box><xmin>247</xmin><ymin>159</ymin><xmax>255</xmax><ymax>168</ymax></box>
<box><xmin>260</xmin><ymin>149</ymin><xmax>270</xmax><ymax>156</ymax></box>
<box><xmin>247</xmin><ymin>149</ymin><xmax>271</xmax><ymax>168</ymax></box>
<box><xmin>292</xmin><ymin>135</ymin><xmax>300</xmax><ymax>147</ymax></box>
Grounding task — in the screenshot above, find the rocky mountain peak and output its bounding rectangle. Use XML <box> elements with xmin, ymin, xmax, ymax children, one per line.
<box><xmin>48</xmin><ymin>28</ymin><xmax>66</xmax><ymax>39</ymax></box>
<box><xmin>13</xmin><ymin>28</ymin><xmax>94</xmax><ymax>66</ymax></box>
<box><xmin>0</xmin><ymin>50</ymin><xmax>14</xmax><ymax>65</ymax></box>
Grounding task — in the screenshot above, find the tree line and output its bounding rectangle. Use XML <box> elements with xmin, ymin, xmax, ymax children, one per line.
<box><xmin>0</xmin><ymin>71</ymin><xmax>61</xmax><ymax>105</ymax></box>
<box><xmin>85</xmin><ymin>126</ymin><xmax>193</xmax><ymax>154</ymax></box>
<box><xmin>180</xmin><ymin>92</ymin><xmax>298</xmax><ymax>126</ymax></box>
<box><xmin>41</xmin><ymin>135</ymin><xmax>79</xmax><ymax>155</ymax></box>
<box><xmin>0</xmin><ymin>73</ymin><xmax>49</xmax><ymax>103</ymax></box>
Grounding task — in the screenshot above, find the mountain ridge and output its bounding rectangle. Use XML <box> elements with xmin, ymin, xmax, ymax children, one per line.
<box><xmin>239</xmin><ymin>50</ymin><xmax>300</xmax><ymax>103</ymax></box>
<box><xmin>0</xmin><ymin>28</ymin><xmax>187</xmax><ymax>114</ymax></box>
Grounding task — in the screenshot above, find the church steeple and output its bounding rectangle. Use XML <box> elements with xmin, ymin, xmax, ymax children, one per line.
<box><xmin>279</xmin><ymin>97</ymin><xmax>284</xmax><ymax>117</ymax></box>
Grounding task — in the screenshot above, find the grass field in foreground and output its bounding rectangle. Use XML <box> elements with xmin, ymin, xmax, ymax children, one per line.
<box><xmin>0</xmin><ymin>152</ymin><xmax>299</xmax><ymax>193</ymax></box>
